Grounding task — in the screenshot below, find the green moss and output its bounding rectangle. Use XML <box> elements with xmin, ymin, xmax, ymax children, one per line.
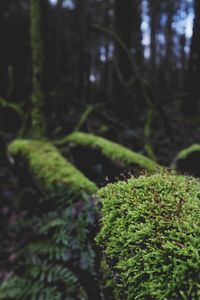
<box><xmin>57</xmin><ymin>132</ymin><xmax>159</xmax><ymax>171</ymax></box>
<box><xmin>30</xmin><ymin>0</ymin><xmax>45</xmax><ymax>138</ymax></box>
<box><xmin>99</xmin><ymin>258</ymin><xmax>120</xmax><ymax>300</ymax></box>
<box><xmin>176</xmin><ymin>144</ymin><xmax>200</xmax><ymax>160</ymax></box>
<box><xmin>8</xmin><ymin>139</ymin><xmax>97</xmax><ymax>194</ymax></box>
<box><xmin>96</xmin><ymin>172</ymin><xmax>200</xmax><ymax>299</ymax></box>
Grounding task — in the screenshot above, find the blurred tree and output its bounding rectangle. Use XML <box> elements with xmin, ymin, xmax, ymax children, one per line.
<box><xmin>112</xmin><ymin>0</ymin><xmax>145</xmax><ymax>118</ymax></box>
<box><xmin>183</xmin><ymin>0</ymin><xmax>200</xmax><ymax>116</ymax></box>
<box><xmin>165</xmin><ymin>0</ymin><xmax>174</xmax><ymax>91</ymax></box>
<box><xmin>113</xmin><ymin>0</ymin><xmax>133</xmax><ymax>112</ymax></box>
<box><xmin>30</xmin><ymin>0</ymin><xmax>45</xmax><ymax>137</ymax></box>
<box><xmin>132</xmin><ymin>0</ymin><xmax>144</xmax><ymax>70</ymax></box>
<box><xmin>149</xmin><ymin>0</ymin><xmax>158</xmax><ymax>78</ymax></box>
<box><xmin>76</xmin><ymin>0</ymin><xmax>91</xmax><ymax>103</ymax></box>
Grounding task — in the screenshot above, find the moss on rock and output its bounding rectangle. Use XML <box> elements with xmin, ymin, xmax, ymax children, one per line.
<box><xmin>57</xmin><ymin>131</ymin><xmax>158</xmax><ymax>171</ymax></box>
<box><xmin>96</xmin><ymin>172</ymin><xmax>200</xmax><ymax>299</ymax></box>
<box><xmin>8</xmin><ymin>139</ymin><xmax>97</xmax><ymax>194</ymax></box>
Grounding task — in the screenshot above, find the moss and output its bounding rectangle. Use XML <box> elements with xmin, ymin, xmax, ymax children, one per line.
<box><xmin>96</xmin><ymin>172</ymin><xmax>200</xmax><ymax>299</ymax></box>
<box><xmin>99</xmin><ymin>258</ymin><xmax>120</xmax><ymax>300</ymax></box>
<box><xmin>173</xmin><ymin>144</ymin><xmax>200</xmax><ymax>177</ymax></box>
<box><xmin>176</xmin><ymin>144</ymin><xmax>200</xmax><ymax>160</ymax></box>
<box><xmin>30</xmin><ymin>0</ymin><xmax>45</xmax><ymax>138</ymax></box>
<box><xmin>8</xmin><ymin>139</ymin><xmax>97</xmax><ymax>194</ymax></box>
<box><xmin>57</xmin><ymin>132</ymin><xmax>159</xmax><ymax>171</ymax></box>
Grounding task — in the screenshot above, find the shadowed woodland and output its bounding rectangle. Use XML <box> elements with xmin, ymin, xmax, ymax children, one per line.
<box><xmin>0</xmin><ymin>0</ymin><xmax>200</xmax><ymax>299</ymax></box>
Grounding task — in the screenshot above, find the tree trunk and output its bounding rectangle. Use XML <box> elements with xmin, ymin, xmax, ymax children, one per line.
<box><xmin>182</xmin><ymin>0</ymin><xmax>200</xmax><ymax>116</ymax></box>
<box><xmin>30</xmin><ymin>0</ymin><xmax>45</xmax><ymax>138</ymax></box>
<box><xmin>76</xmin><ymin>0</ymin><xmax>91</xmax><ymax>104</ymax></box>
<box><xmin>165</xmin><ymin>0</ymin><xmax>174</xmax><ymax>91</ymax></box>
<box><xmin>115</xmin><ymin>0</ymin><xmax>132</xmax><ymax>82</ymax></box>
<box><xmin>149</xmin><ymin>0</ymin><xmax>158</xmax><ymax>77</ymax></box>
<box><xmin>132</xmin><ymin>0</ymin><xmax>144</xmax><ymax>70</ymax></box>
<box><xmin>113</xmin><ymin>0</ymin><xmax>133</xmax><ymax>115</ymax></box>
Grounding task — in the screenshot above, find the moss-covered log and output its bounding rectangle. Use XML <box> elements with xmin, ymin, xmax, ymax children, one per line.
<box><xmin>96</xmin><ymin>172</ymin><xmax>200</xmax><ymax>299</ymax></box>
<box><xmin>57</xmin><ymin>131</ymin><xmax>159</xmax><ymax>171</ymax></box>
<box><xmin>2</xmin><ymin>140</ymin><xmax>100</xmax><ymax>300</ymax></box>
<box><xmin>30</xmin><ymin>0</ymin><xmax>45</xmax><ymax>138</ymax></box>
<box><xmin>172</xmin><ymin>144</ymin><xmax>200</xmax><ymax>177</ymax></box>
<box><xmin>8</xmin><ymin>139</ymin><xmax>97</xmax><ymax>194</ymax></box>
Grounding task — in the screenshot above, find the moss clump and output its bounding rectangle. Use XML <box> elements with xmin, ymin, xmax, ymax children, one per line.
<box><xmin>8</xmin><ymin>139</ymin><xmax>97</xmax><ymax>194</ymax></box>
<box><xmin>57</xmin><ymin>131</ymin><xmax>158</xmax><ymax>171</ymax></box>
<box><xmin>173</xmin><ymin>144</ymin><xmax>200</xmax><ymax>177</ymax></box>
<box><xmin>96</xmin><ymin>172</ymin><xmax>200</xmax><ymax>299</ymax></box>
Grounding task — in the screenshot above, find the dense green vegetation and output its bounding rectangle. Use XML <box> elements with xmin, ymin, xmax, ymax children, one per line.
<box><xmin>0</xmin><ymin>188</ymin><xmax>99</xmax><ymax>300</ymax></box>
<box><xmin>0</xmin><ymin>0</ymin><xmax>200</xmax><ymax>299</ymax></box>
<box><xmin>97</xmin><ymin>172</ymin><xmax>200</xmax><ymax>299</ymax></box>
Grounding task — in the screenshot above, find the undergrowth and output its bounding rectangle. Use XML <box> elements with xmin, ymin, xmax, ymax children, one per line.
<box><xmin>97</xmin><ymin>172</ymin><xmax>200</xmax><ymax>300</ymax></box>
<box><xmin>0</xmin><ymin>186</ymin><xmax>100</xmax><ymax>300</ymax></box>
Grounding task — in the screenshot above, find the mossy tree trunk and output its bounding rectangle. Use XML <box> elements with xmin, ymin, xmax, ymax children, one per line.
<box><xmin>30</xmin><ymin>0</ymin><xmax>45</xmax><ymax>138</ymax></box>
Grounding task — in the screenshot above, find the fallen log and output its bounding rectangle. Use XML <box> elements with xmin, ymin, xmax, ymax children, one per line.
<box><xmin>8</xmin><ymin>139</ymin><xmax>97</xmax><ymax>194</ymax></box>
<box><xmin>172</xmin><ymin>143</ymin><xmax>200</xmax><ymax>177</ymax></box>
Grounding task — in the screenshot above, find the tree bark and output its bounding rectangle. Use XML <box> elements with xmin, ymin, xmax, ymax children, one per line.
<box><xmin>113</xmin><ymin>0</ymin><xmax>133</xmax><ymax>115</ymax></box>
<box><xmin>182</xmin><ymin>0</ymin><xmax>200</xmax><ymax>116</ymax></box>
<box><xmin>165</xmin><ymin>0</ymin><xmax>174</xmax><ymax>91</ymax></box>
<box><xmin>149</xmin><ymin>0</ymin><xmax>158</xmax><ymax>77</ymax></box>
<box><xmin>30</xmin><ymin>0</ymin><xmax>45</xmax><ymax>138</ymax></box>
<box><xmin>132</xmin><ymin>0</ymin><xmax>144</xmax><ymax>70</ymax></box>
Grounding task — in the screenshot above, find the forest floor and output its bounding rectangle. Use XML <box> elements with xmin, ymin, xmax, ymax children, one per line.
<box><xmin>0</xmin><ymin>110</ymin><xmax>199</xmax><ymax>283</ymax></box>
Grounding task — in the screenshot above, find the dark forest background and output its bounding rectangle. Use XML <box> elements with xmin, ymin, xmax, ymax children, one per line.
<box><xmin>0</xmin><ymin>0</ymin><xmax>199</xmax><ymax>165</ymax></box>
<box><xmin>0</xmin><ymin>0</ymin><xmax>200</xmax><ymax>296</ymax></box>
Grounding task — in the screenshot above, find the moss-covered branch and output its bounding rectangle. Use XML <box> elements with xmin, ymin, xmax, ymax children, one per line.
<box><xmin>174</xmin><ymin>144</ymin><xmax>200</xmax><ymax>160</ymax></box>
<box><xmin>96</xmin><ymin>172</ymin><xmax>200</xmax><ymax>299</ymax></box>
<box><xmin>8</xmin><ymin>139</ymin><xmax>97</xmax><ymax>194</ymax></box>
<box><xmin>172</xmin><ymin>144</ymin><xmax>200</xmax><ymax>177</ymax></box>
<box><xmin>56</xmin><ymin>131</ymin><xmax>159</xmax><ymax>171</ymax></box>
<box><xmin>2</xmin><ymin>141</ymin><xmax>99</xmax><ymax>300</ymax></box>
<box><xmin>30</xmin><ymin>0</ymin><xmax>45</xmax><ymax>138</ymax></box>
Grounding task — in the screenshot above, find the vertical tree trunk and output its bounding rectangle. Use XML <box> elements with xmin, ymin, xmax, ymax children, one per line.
<box><xmin>182</xmin><ymin>0</ymin><xmax>200</xmax><ymax>116</ymax></box>
<box><xmin>76</xmin><ymin>0</ymin><xmax>91</xmax><ymax>104</ymax></box>
<box><xmin>132</xmin><ymin>0</ymin><xmax>144</xmax><ymax>70</ymax></box>
<box><xmin>115</xmin><ymin>0</ymin><xmax>132</xmax><ymax>82</ymax></box>
<box><xmin>30</xmin><ymin>0</ymin><xmax>45</xmax><ymax>138</ymax></box>
<box><xmin>179</xmin><ymin>34</ymin><xmax>186</xmax><ymax>88</ymax></box>
<box><xmin>113</xmin><ymin>0</ymin><xmax>133</xmax><ymax>115</ymax></box>
<box><xmin>0</xmin><ymin>1</ymin><xmax>8</xmax><ymax>98</ymax></box>
<box><xmin>149</xmin><ymin>0</ymin><xmax>157</xmax><ymax>77</ymax></box>
<box><xmin>54</xmin><ymin>0</ymin><xmax>63</xmax><ymax>87</ymax></box>
<box><xmin>165</xmin><ymin>0</ymin><xmax>174</xmax><ymax>91</ymax></box>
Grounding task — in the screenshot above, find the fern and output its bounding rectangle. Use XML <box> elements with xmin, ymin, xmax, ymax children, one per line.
<box><xmin>0</xmin><ymin>186</ymin><xmax>99</xmax><ymax>300</ymax></box>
